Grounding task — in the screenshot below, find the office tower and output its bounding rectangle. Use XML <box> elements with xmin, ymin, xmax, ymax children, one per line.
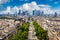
<box><xmin>41</xmin><ymin>11</ymin><xmax>44</xmax><ymax>16</ymax></box>
<box><xmin>22</xmin><ymin>11</ymin><xmax>26</xmax><ymax>16</ymax></box>
<box><xmin>33</xmin><ymin>10</ymin><xmax>35</xmax><ymax>16</ymax></box>
<box><xmin>54</xmin><ymin>12</ymin><xmax>57</xmax><ymax>17</ymax></box>
<box><xmin>18</xmin><ymin>10</ymin><xmax>21</xmax><ymax>15</ymax></box>
<box><xmin>33</xmin><ymin>10</ymin><xmax>40</xmax><ymax>16</ymax></box>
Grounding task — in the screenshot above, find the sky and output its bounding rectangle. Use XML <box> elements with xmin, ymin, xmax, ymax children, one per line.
<box><xmin>0</xmin><ymin>0</ymin><xmax>60</xmax><ymax>14</ymax></box>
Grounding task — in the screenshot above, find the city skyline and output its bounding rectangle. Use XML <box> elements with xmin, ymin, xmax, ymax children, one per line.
<box><xmin>0</xmin><ymin>0</ymin><xmax>60</xmax><ymax>14</ymax></box>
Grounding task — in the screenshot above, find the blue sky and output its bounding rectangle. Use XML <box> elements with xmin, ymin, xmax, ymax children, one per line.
<box><xmin>0</xmin><ymin>0</ymin><xmax>60</xmax><ymax>11</ymax></box>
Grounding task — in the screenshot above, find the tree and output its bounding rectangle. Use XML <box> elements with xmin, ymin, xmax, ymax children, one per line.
<box><xmin>11</xmin><ymin>22</ymin><xmax>30</xmax><ymax>40</ymax></box>
<box><xmin>33</xmin><ymin>21</ymin><xmax>48</xmax><ymax>40</ymax></box>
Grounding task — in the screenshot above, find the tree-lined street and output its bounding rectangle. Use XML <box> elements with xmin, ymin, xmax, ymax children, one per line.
<box><xmin>28</xmin><ymin>21</ymin><xmax>38</xmax><ymax>40</ymax></box>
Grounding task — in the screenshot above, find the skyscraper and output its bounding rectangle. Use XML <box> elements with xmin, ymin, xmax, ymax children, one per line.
<box><xmin>18</xmin><ymin>10</ymin><xmax>21</xmax><ymax>15</ymax></box>
<box><xmin>54</xmin><ymin>12</ymin><xmax>57</xmax><ymax>17</ymax></box>
<box><xmin>33</xmin><ymin>10</ymin><xmax>35</xmax><ymax>16</ymax></box>
<box><xmin>41</xmin><ymin>11</ymin><xmax>44</xmax><ymax>16</ymax></box>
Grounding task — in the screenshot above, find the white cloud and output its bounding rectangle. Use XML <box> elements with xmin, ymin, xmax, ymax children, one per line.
<box><xmin>20</xmin><ymin>1</ymin><xmax>40</xmax><ymax>15</ymax></box>
<box><xmin>22</xmin><ymin>1</ymin><xmax>40</xmax><ymax>11</ymax></box>
<box><xmin>30</xmin><ymin>1</ymin><xmax>40</xmax><ymax>10</ymax></box>
<box><xmin>0</xmin><ymin>0</ymin><xmax>9</xmax><ymax>4</ymax></box>
<box><xmin>38</xmin><ymin>4</ymin><xmax>52</xmax><ymax>14</ymax></box>
<box><xmin>6</xmin><ymin>6</ymin><xmax>11</xmax><ymax>12</ymax></box>
<box><xmin>38</xmin><ymin>4</ymin><xmax>51</xmax><ymax>8</ymax></box>
<box><xmin>22</xmin><ymin>3</ymin><xmax>30</xmax><ymax>10</ymax></box>
<box><xmin>38</xmin><ymin>4</ymin><xmax>51</xmax><ymax>11</ymax></box>
<box><xmin>12</xmin><ymin>6</ymin><xmax>19</xmax><ymax>13</ymax></box>
<box><xmin>1</xmin><ymin>6</ymin><xmax>19</xmax><ymax>14</ymax></box>
<box><xmin>54</xmin><ymin>10</ymin><xmax>60</xmax><ymax>14</ymax></box>
<box><xmin>1</xmin><ymin>6</ymin><xmax>11</xmax><ymax>14</ymax></box>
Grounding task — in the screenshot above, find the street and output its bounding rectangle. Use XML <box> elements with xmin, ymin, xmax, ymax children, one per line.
<box><xmin>28</xmin><ymin>21</ymin><xmax>38</xmax><ymax>40</ymax></box>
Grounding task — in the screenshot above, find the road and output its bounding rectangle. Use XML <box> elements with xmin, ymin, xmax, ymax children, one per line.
<box><xmin>28</xmin><ymin>21</ymin><xmax>38</xmax><ymax>40</ymax></box>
